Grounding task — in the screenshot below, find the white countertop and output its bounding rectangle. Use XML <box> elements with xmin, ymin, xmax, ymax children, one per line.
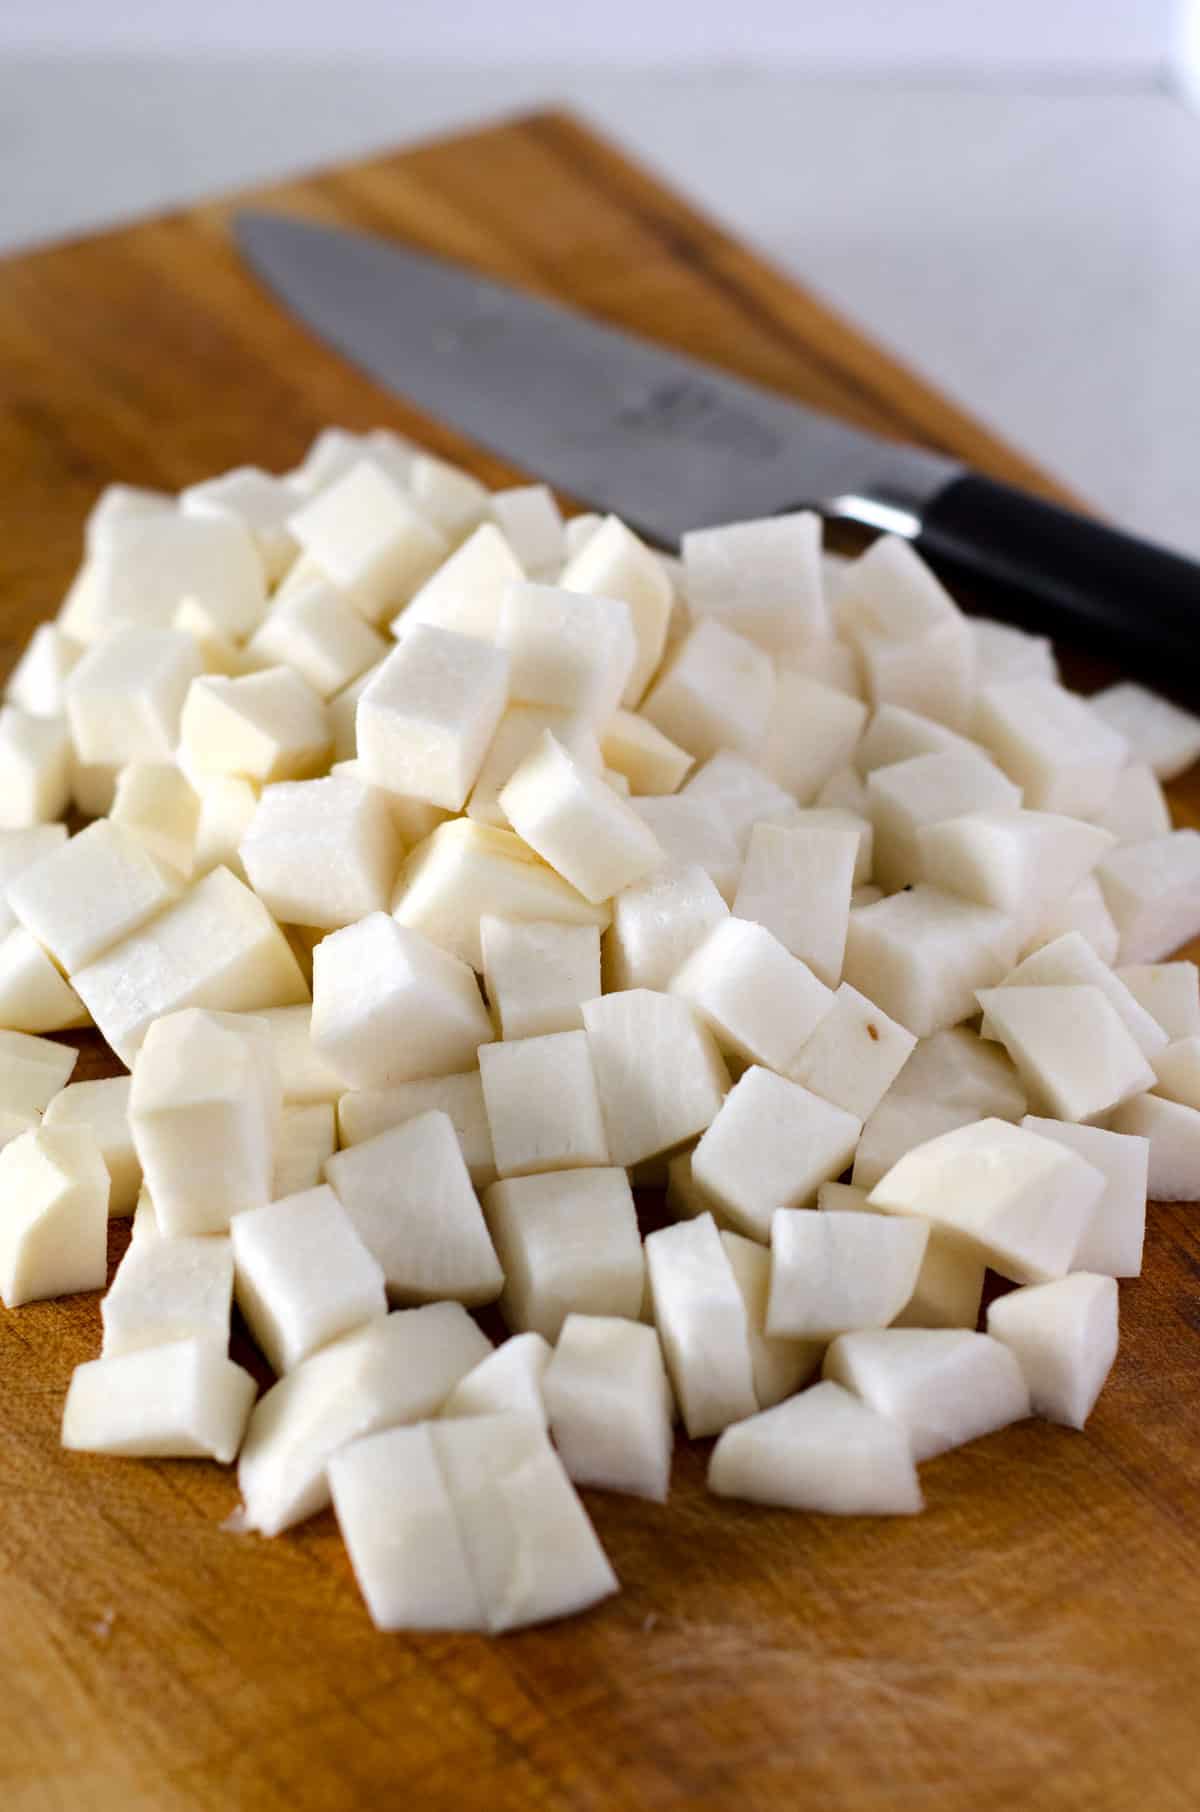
<box><xmin>3</xmin><ymin>57</ymin><xmax>1197</xmax><ymax>553</ymax></box>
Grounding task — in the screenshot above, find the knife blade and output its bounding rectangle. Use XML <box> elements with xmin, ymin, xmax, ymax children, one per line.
<box><xmin>236</xmin><ymin>211</ymin><xmax>1198</xmax><ymax>690</ymax></box>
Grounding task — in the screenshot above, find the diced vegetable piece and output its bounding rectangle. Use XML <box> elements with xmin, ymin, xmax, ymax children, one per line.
<box><xmin>311</xmin><ymin>912</ymin><xmax>492</xmax><ymax>1090</ymax></box>
<box><xmin>338</xmin><ymin>1070</ymin><xmax>495</xmax><ymax>1188</ymax></box>
<box><xmin>239</xmin><ymin>773</ymin><xmax>400</xmax><ymax>930</ymax></box>
<box><xmin>326</xmin><ymin>1112</ymin><xmax>502</xmax><ymax>1306</ymax></box>
<box><xmin>129</xmin><ymin>1008</ymin><xmax>281</xmax><ymax>1236</ymax></box>
<box><xmin>1117</xmin><ymin>963</ymin><xmax>1200</xmax><ymax>1040</ymax></box>
<box><xmin>559</xmin><ymin>514</ymin><xmax>672</xmax><ymax>706</ymax></box>
<box><xmin>918</xmin><ymin>809</ymin><xmax>1114</xmax><ymax>943</ymax></box>
<box><xmin>1106</xmin><ymin>1093</ymin><xmax>1200</xmax><ymax>1201</ymax></box>
<box><xmin>490</xmin><ymin>485</ymin><xmax>564</xmax><ymax>577</ymax></box>
<box><xmin>628</xmin><ymin>796</ymin><xmax>741</xmax><ymax>902</ymax></box>
<box><xmin>734</xmin><ymin>824</ymin><xmax>857</xmax><ymax>986</ymax></box>
<box><xmin>484</xmin><ymin>1168</ymin><xmax>643</xmax><ymax>1342</ymax></box>
<box><xmin>110</xmin><ymin>762</ymin><xmax>200</xmax><ymax>877</ymax></box>
<box><xmin>692</xmin><ymin>1067</ymin><xmax>861</xmax><ymax>1242</ymax></box>
<box><xmin>768</xmin><ymin>1209</ymin><xmax>929</xmax><ymax>1340</ymax></box>
<box><xmin>395</xmin><ymin>521</ymin><xmax>524</xmax><ymax>642</ymax></box>
<box><xmin>988</xmin><ymin>930</ymin><xmax>1168</xmax><ymax>1056</ymax></box>
<box><xmin>237</xmin><ymin>1303</ymin><xmax>491</xmax><ymax>1535</ymax></box>
<box><xmin>1096</xmin><ymin>832</ymin><xmax>1200</xmax><ymax>964</ymax></box>
<box><xmin>181</xmin><ymin>668</ymin><xmax>331</xmax><ymax>784</ymax></box>
<box><xmin>1094</xmin><ymin>764</ymin><xmax>1172</xmax><ymax>845</ymax></box>
<box><xmin>988</xmin><ymin>1273</ymin><xmax>1118</xmax><ymax>1428</ymax></box>
<box><xmin>63</xmin><ymin>1338</ymin><xmax>257</xmax><ymax>1463</ymax></box>
<box><xmin>581</xmin><ymin>990</ymin><xmax>729</xmax><ymax>1167</ymax></box>
<box><xmin>843</xmin><ymin>885</ymin><xmax>1018</xmax><ymax>1038</ymax></box>
<box><xmin>481</xmin><ymin>916</ymin><xmax>600</xmax><ymax>1040</ymax></box>
<box><xmin>543</xmin><ymin>1314</ymin><xmax>674</xmax><ymax>1501</ymax></box>
<box><xmin>682</xmin><ymin>511</ymin><xmax>827</xmax><ymax>654</ymax></box>
<box><xmin>868</xmin><ymin>1116</ymin><xmax>1104</xmax><ymax>1284</ymax></box>
<box><xmin>43</xmin><ymin>1076</ymin><xmax>139</xmax><ymax>1215</ymax></box>
<box><xmin>977</xmin><ymin>984</ymin><xmax>1156</xmax><ymax>1122</ymax></box>
<box><xmin>669</xmin><ymin>917</ymin><xmax>836</xmax><ymax>1077</ymax></box>
<box><xmin>231</xmin><ymin>1184</ymin><xmax>387</xmax><ymax>1372</ymax></box>
<box><xmin>0</xmin><ymin>1029</ymin><xmax>77</xmax><ymax>1126</ymax></box>
<box><xmin>287</xmin><ymin>459</ymin><xmax>446</xmax><ymax>622</ymax></box>
<box><xmin>1088</xmin><ymin>682</ymin><xmax>1200</xmax><ymax>781</ymax></box>
<box><xmin>852</xmin><ymin>1027</ymin><xmax>1026</xmax><ymax>1190</ymax></box>
<box><xmin>9</xmin><ymin>820</ymin><xmax>182</xmax><ymax>973</ymax></box>
<box><xmin>681</xmin><ymin>752</ymin><xmax>796</xmax><ymax>853</ymax></box>
<box><xmin>246</xmin><ymin>578</ymin><xmax>388</xmax><ymax>698</ymax></box>
<box><xmin>479</xmin><ymin>1030</ymin><xmax>609</xmax><ymax>1177</ymax></box>
<box><xmin>1027</xmin><ymin>874</ymin><xmax>1120</xmax><ymax>967</ymax></box>
<box><xmin>101</xmin><ymin>1232</ymin><xmax>233</xmax><ymax>1357</ymax></box>
<box><xmin>440</xmin><ymin>1332</ymin><xmax>552</xmax><ymax>1425</ymax></box>
<box><xmin>0</xmin><ymin>707</ymin><xmax>72</xmax><ymax>827</ymax></box>
<box><xmin>838</xmin><ymin>536</ymin><xmax>974</xmax><ymax>731</ymax></box>
<box><xmin>759</xmin><ymin>673</ymin><xmax>868</xmax><ymax>801</ymax></box>
<box><xmin>719</xmin><ymin>1229</ymin><xmax>823</xmax><ymax>1407</ymax></box>
<box><xmin>641</xmin><ymin>619</ymin><xmax>775</xmax><ymax>762</ymax></box>
<box><xmin>0</xmin><ymin>927</ymin><xmax>87</xmax><ymax>1032</ymax></box>
<box><xmin>68</xmin><ymin>628</ymin><xmax>203</xmax><ymax>767</ymax></box>
<box><xmin>1020</xmin><ymin>1117</ymin><xmax>1147</xmax><ymax>1277</ymax></box>
<box><xmin>709</xmin><ymin>1380</ymin><xmax>923</xmax><ymax>1515</ymax></box>
<box><xmin>969</xmin><ymin>617</ymin><xmax>1057</xmax><ymax>690</ymax></box>
<box><xmin>0</xmin><ymin>827</ymin><xmax>69</xmax><ymax>936</ymax></box>
<box><xmin>974</xmin><ymin>678</ymin><xmax>1128</xmax><ymax>818</ymax></box>
<box><xmin>645</xmin><ymin>1214</ymin><xmax>757</xmax><ymax>1438</ymax></box>
<box><xmin>789</xmin><ymin>982</ymin><xmax>916</xmax><ymax>1121</ymax></box>
<box><xmin>601</xmin><ymin>710</ymin><xmax>692</xmax><ymax>796</ymax></box>
<box><xmin>244</xmin><ymin>1004</ymin><xmax>343</xmax><ymax>1104</ymax></box>
<box><xmin>0</xmin><ymin>1126</ymin><xmax>109</xmax><ymax>1307</ymax></box>
<box><xmin>867</xmin><ymin>751</ymin><xmax>1022</xmax><ymax>892</ymax></box>
<box><xmin>855</xmin><ymin>703</ymin><xmax>981</xmax><ymax>776</ymax></box>
<box><xmin>272</xmin><ymin>1101</ymin><xmax>336</xmax><ymax>1199</ymax></box>
<box><xmin>181</xmin><ymin>464</ymin><xmax>299</xmax><ymax>585</ymax></box>
<box><xmin>498</xmin><ymin>582</ymin><xmax>635</xmax><ymax>722</ymax></box>
<box><xmin>499</xmin><ymin>731</ymin><xmax>664</xmax><ymax>905</ymax></box>
<box><xmin>824</xmin><ymin>1327</ymin><xmax>1030</xmax><ymax>1460</ymax></box>
<box><xmin>6</xmin><ymin>623</ymin><xmax>82</xmax><ymax>719</ymax></box>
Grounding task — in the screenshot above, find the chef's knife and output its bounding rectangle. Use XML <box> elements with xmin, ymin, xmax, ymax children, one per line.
<box><xmin>236</xmin><ymin>212</ymin><xmax>1197</xmax><ymax>683</ymax></box>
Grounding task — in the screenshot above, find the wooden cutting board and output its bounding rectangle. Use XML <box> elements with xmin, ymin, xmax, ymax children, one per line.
<box><xmin>2</xmin><ymin>110</ymin><xmax>1199</xmax><ymax>1812</ymax></box>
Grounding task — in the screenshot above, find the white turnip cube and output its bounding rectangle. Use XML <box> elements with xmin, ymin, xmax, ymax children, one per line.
<box><xmin>1151</xmin><ymin>1036</ymin><xmax>1200</xmax><ymax>1109</ymax></box>
<box><xmin>479</xmin><ymin>1030</ymin><xmax>609</xmax><ymax>1177</ymax></box>
<box><xmin>100</xmin><ymin>1231</ymin><xmax>233</xmax><ymax>1357</ymax></box>
<box><xmin>644</xmin><ymin>1213</ymin><xmax>757</xmax><ymax>1438</ymax></box>
<box><xmin>601</xmin><ymin>710</ymin><xmax>692</xmax><ymax>795</ymax></box>
<box><xmin>86</xmin><ymin>510</ymin><xmax>265</xmax><ymax>640</ymax></box>
<box><xmin>838</xmin><ymin>536</ymin><xmax>974</xmax><ymax>731</ymax></box>
<box><xmin>868</xmin><ymin>1116</ymin><xmax>1104</xmax><ymax>1284</ymax></box>
<box><xmin>0</xmin><ymin>1126</ymin><xmax>109</xmax><ymax>1307</ymax></box>
<box><xmin>181</xmin><ymin>464</ymin><xmax>298</xmax><ymax>585</ymax></box>
<box><xmin>0</xmin><ymin>827</ymin><xmax>68</xmax><ymax>935</ymax></box>
<box><xmin>708</xmin><ymin>1379</ymin><xmax>923</xmax><ymax>1515</ymax></box>
<box><xmin>481</xmin><ymin>916</ymin><xmax>600</xmax><ymax>1040</ymax></box>
<box><xmin>543</xmin><ymin>1313</ymin><xmax>674</xmax><ymax>1502</ymax></box>
<box><xmin>627</xmin><ymin>796</ymin><xmax>741</xmax><ymax>902</ymax></box>
<box><xmin>641</xmin><ymin>618</ymin><xmax>775</xmax><ymax>762</ymax></box>
<box><xmin>491</xmin><ymin>485</ymin><xmax>564</xmax><ymax>576</ymax></box>
<box><xmin>758</xmin><ymin>672</ymin><xmax>868</xmax><ymax>802</ymax></box>
<box><xmin>918</xmin><ymin>809</ymin><xmax>1114</xmax><ymax>943</ymax></box>
<box><xmin>497</xmin><ymin>581</ymin><xmax>636</xmax><ymax>722</ymax></box>
<box><xmin>311</xmin><ymin>912</ymin><xmax>492</xmax><ymax>1090</ymax></box>
<box><xmin>824</xmin><ymin>1327</ymin><xmax>1029</xmax><ymax>1460</ymax></box>
<box><xmin>852</xmin><ymin>1026</ymin><xmax>1027</xmax><ymax>1190</ymax></box>
<box><xmin>67</xmin><ymin>628</ymin><xmax>202</xmax><ymax>766</ymax></box>
<box><xmin>682</xmin><ymin>510</ymin><xmax>827</xmax><ymax>654</ymax></box>
<box><xmin>855</xmin><ymin>702</ymin><xmax>981</xmax><ymax>776</ymax></box>
<box><xmin>987</xmin><ymin>1272</ymin><xmax>1118</xmax><ymax>1428</ymax></box>
<box><xmin>338</xmin><ymin>1070</ymin><xmax>495</xmax><ymax>1189</ymax></box>
<box><xmin>1020</xmin><ymin>1116</ymin><xmax>1147</xmax><ymax>1277</ymax></box>
<box><xmin>393</xmin><ymin>819</ymin><xmax>609</xmax><ymax>971</ymax></box>
<box><xmin>395</xmin><ymin>522</ymin><xmax>524</xmax><ymax>642</ymax></box>
<box><xmin>234</xmin><ymin>1003</ymin><xmax>342</xmax><ymax>1105</ymax></box>
<box><xmin>817</xmin><ymin>763</ymin><xmax>870</xmax><ymax>813</ymax></box>
<box><xmin>767</xmin><ymin>1209</ymin><xmax>929</xmax><ymax>1340</ymax></box>
<box><xmin>82</xmin><ymin>482</ymin><xmax>173</xmax><ymax>556</ymax></box>
<box><xmin>977</xmin><ymin>984</ymin><xmax>1155</xmax><ymax>1122</ymax></box>
<box><xmin>237</xmin><ymin>1303</ymin><xmax>491</xmax><ymax>1534</ymax></box>
<box><xmin>467</xmin><ymin>703</ymin><xmax>601</xmax><ymax>828</ymax></box>
<box><xmin>239</xmin><ymin>773</ymin><xmax>400</xmax><ymax>930</ymax></box>
<box><xmin>734</xmin><ymin>823</ymin><xmax>857</xmax><ymax>986</ymax></box>
<box><xmin>821</xmin><ymin>1187</ymin><xmax>986</xmax><ymax>1331</ymax></box>
<box><xmin>843</xmin><ymin>885</ymin><xmax>1018</xmax><ymax>1038</ymax></box>
<box><xmin>559</xmin><ymin>514</ymin><xmax>672</xmax><ymax>706</ymax></box>
<box><xmin>669</xmin><ymin>917</ymin><xmax>836</xmax><ymax>1077</ymax></box>
<box><xmin>231</xmin><ymin>1184</ymin><xmax>387</xmax><ymax>1372</ymax></box>
<box><xmin>43</xmin><ymin>1075</ymin><xmax>139</xmax><ymax>1215</ymax></box>
<box><xmin>1118</xmin><ymin>962</ymin><xmax>1200</xmax><ymax>1041</ymax></box>
<box><xmin>483</xmin><ymin>1167</ymin><xmax>643</xmax><ymax>1341</ymax></box>
<box><xmin>692</xmin><ymin>1067</ymin><xmax>861</xmax><ymax>1241</ymax></box>
<box><xmin>0</xmin><ymin>1030</ymin><xmax>76</xmax><ymax>1140</ymax></box>
<box><xmin>357</xmin><ymin>626</ymin><xmax>509</xmax><ymax>811</ymax></box>
<box><xmin>1094</xmin><ymin>763</ymin><xmax>1172</xmax><ymax>845</ymax></box>
<box><xmin>6</xmin><ymin>623</ymin><xmax>81</xmax><ymax>719</ymax></box>
<box><xmin>110</xmin><ymin>762</ymin><xmax>200</xmax><ymax>877</ymax></box>
<box><xmin>790</xmin><ymin>982</ymin><xmax>917</xmax><ymax>1121</ymax></box>
<box><xmin>987</xmin><ymin>931</ymin><xmax>1167</xmax><ymax>1056</ymax></box>
<box><xmin>63</xmin><ymin>1338</ymin><xmax>257</xmax><ymax>1464</ymax></box>
<box><xmin>581</xmin><ymin>989</ymin><xmax>730</xmax><ymax>1167</ymax></box>
<box><xmin>780</xmin><ymin>636</ymin><xmax>863</xmax><ymax>698</ymax></box>
<box><xmin>287</xmin><ymin>459</ymin><xmax>447</xmax><ymax>621</ymax></box>
<box><xmin>130</xmin><ymin>1008</ymin><xmax>281</xmax><ymax>1236</ymax></box>
<box><xmin>969</xmin><ymin>616</ymin><xmax>1057</xmax><ymax>690</ymax></box>
<box><xmin>181</xmin><ymin>667</ymin><xmax>330</xmax><ymax>784</ymax></box>
<box><xmin>0</xmin><ymin>927</ymin><xmax>87</xmax><ymax>1032</ymax></box>
<box><xmin>191</xmin><ymin>774</ymin><xmax>258</xmax><ymax>880</ymax></box>
<box><xmin>499</xmin><ymin>731</ymin><xmax>663</xmax><ymax>904</ymax></box>
<box><xmin>974</xmin><ymin>677</ymin><xmax>1128</xmax><ymax>817</ymax></box>
<box><xmin>440</xmin><ymin>1331</ymin><xmax>552</xmax><ymax>1424</ymax></box>
<box><xmin>272</xmin><ymin>1101</ymin><xmax>336</xmax><ymax>1199</ymax></box>
<box><xmin>719</xmin><ymin>1229</ymin><xmax>822</xmax><ymax>1408</ymax></box>
<box><xmin>603</xmin><ymin>862</ymin><xmax>728</xmax><ymax>993</ymax></box>
<box><xmin>432</xmin><ymin>1411</ymin><xmax>619</xmax><ymax>1632</ymax></box>
<box><xmin>1027</xmin><ymin>875</ymin><xmax>1121</xmax><ymax>968</ymax></box>
<box><xmin>786</xmin><ymin>806</ymin><xmax>874</xmax><ymax>887</ymax></box>
<box><xmin>325</xmin><ymin>1111</ymin><xmax>501</xmax><ymax>1306</ymax></box>
<box><xmin>867</xmin><ymin>750</ymin><xmax>1021</xmax><ymax>891</ymax></box>
<box><xmin>329</xmin><ymin>1423</ymin><xmax>485</xmax><ymax>1631</ymax></box>
<box><xmin>1096</xmin><ymin>832</ymin><xmax>1200</xmax><ymax>964</ymax></box>
<box><xmin>1088</xmin><ymin>682</ymin><xmax>1200</xmax><ymax>781</ymax></box>
<box><xmin>680</xmin><ymin>752</ymin><xmax>796</xmax><ymax>854</ymax></box>
<box><xmin>246</xmin><ymin>578</ymin><xmax>387</xmax><ymax>698</ymax></box>
<box><xmin>1106</xmin><ymin>1092</ymin><xmax>1200</xmax><ymax>1201</ymax></box>
<box><xmin>8</xmin><ymin>819</ymin><xmax>181</xmax><ymax>973</ymax></box>
<box><xmin>74</xmin><ymin>866</ymin><xmax>307</xmax><ymax>1065</ymax></box>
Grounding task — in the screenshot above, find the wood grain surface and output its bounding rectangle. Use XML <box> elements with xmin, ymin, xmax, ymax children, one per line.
<box><xmin>2</xmin><ymin>109</ymin><xmax>1199</xmax><ymax>1812</ymax></box>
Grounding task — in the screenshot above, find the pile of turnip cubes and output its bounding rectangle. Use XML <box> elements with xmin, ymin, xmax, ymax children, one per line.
<box><xmin>2</xmin><ymin>427</ymin><xmax>1200</xmax><ymax>1635</ymax></box>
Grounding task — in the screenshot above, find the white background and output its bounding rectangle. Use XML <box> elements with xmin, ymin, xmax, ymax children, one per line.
<box><xmin>1</xmin><ymin>2</ymin><xmax>1198</xmax><ymax>551</ymax></box>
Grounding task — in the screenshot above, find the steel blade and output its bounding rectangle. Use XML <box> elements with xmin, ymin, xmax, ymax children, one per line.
<box><xmin>235</xmin><ymin>211</ymin><xmax>957</xmax><ymax>545</ymax></box>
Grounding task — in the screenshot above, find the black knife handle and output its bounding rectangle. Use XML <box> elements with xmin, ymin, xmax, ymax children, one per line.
<box><xmin>915</xmin><ymin>474</ymin><xmax>1199</xmax><ymax>687</ymax></box>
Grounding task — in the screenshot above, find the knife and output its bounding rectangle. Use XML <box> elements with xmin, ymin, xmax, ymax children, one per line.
<box><xmin>235</xmin><ymin>212</ymin><xmax>1197</xmax><ymax>684</ymax></box>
